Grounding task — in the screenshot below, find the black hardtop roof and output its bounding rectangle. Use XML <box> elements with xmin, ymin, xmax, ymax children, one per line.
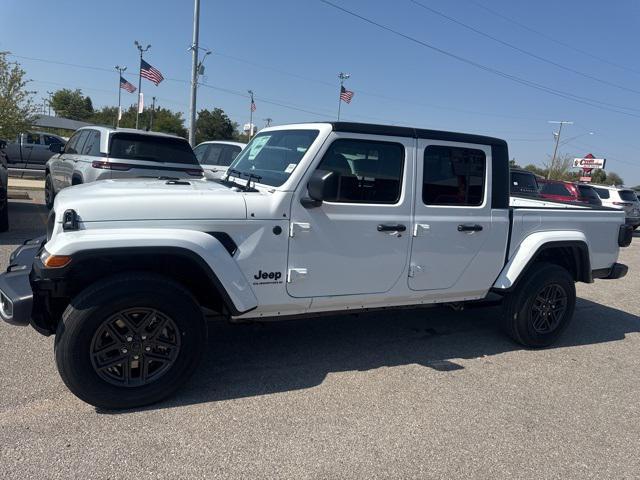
<box><xmin>330</xmin><ymin>122</ymin><xmax>507</xmax><ymax>147</ymax></box>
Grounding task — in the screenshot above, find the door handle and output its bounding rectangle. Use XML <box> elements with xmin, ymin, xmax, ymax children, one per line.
<box><xmin>457</xmin><ymin>224</ymin><xmax>483</xmax><ymax>232</ymax></box>
<box><xmin>377</xmin><ymin>224</ymin><xmax>407</xmax><ymax>232</ymax></box>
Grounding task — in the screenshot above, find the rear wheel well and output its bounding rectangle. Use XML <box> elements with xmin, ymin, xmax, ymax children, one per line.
<box><xmin>71</xmin><ymin>174</ymin><xmax>82</xmax><ymax>185</ymax></box>
<box><xmin>526</xmin><ymin>242</ymin><xmax>591</xmax><ymax>284</ymax></box>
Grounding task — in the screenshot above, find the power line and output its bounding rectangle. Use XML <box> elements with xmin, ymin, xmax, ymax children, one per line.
<box><xmin>317</xmin><ymin>0</ymin><xmax>640</xmax><ymax>118</ymax></box>
<box><xmin>465</xmin><ymin>0</ymin><xmax>640</xmax><ymax>77</ymax></box>
<box><xmin>409</xmin><ymin>0</ymin><xmax>640</xmax><ymax>96</ymax></box>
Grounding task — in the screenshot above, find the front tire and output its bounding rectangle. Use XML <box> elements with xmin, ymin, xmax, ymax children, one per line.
<box><xmin>54</xmin><ymin>273</ymin><xmax>206</xmax><ymax>409</ymax></box>
<box><xmin>502</xmin><ymin>262</ymin><xmax>576</xmax><ymax>348</ymax></box>
<box><xmin>44</xmin><ymin>174</ymin><xmax>55</xmax><ymax>210</ymax></box>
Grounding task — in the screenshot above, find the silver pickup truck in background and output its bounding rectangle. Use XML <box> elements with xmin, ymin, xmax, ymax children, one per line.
<box><xmin>2</xmin><ymin>132</ymin><xmax>66</xmax><ymax>171</ymax></box>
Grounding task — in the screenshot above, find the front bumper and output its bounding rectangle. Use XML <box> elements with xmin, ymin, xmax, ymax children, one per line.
<box><xmin>0</xmin><ymin>238</ymin><xmax>44</xmax><ymax>326</ymax></box>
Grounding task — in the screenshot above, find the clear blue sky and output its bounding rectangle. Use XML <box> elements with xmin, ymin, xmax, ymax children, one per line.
<box><xmin>3</xmin><ymin>0</ymin><xmax>640</xmax><ymax>184</ymax></box>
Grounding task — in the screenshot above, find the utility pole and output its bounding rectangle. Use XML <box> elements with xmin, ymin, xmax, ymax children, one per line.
<box><xmin>248</xmin><ymin>90</ymin><xmax>255</xmax><ymax>139</ymax></box>
<box><xmin>188</xmin><ymin>0</ymin><xmax>201</xmax><ymax>146</ymax></box>
<box><xmin>547</xmin><ymin>121</ymin><xmax>573</xmax><ymax>179</ymax></box>
<box><xmin>134</xmin><ymin>41</ymin><xmax>151</xmax><ymax>129</ymax></box>
<box><xmin>337</xmin><ymin>72</ymin><xmax>350</xmax><ymax>121</ymax></box>
<box><xmin>150</xmin><ymin>96</ymin><xmax>156</xmax><ymax>130</ymax></box>
<box><xmin>114</xmin><ymin>66</ymin><xmax>127</xmax><ymax>128</ymax></box>
<box><xmin>46</xmin><ymin>91</ymin><xmax>53</xmax><ymax>116</ymax></box>
<box><xmin>264</xmin><ymin>118</ymin><xmax>273</xmax><ymax>127</ymax></box>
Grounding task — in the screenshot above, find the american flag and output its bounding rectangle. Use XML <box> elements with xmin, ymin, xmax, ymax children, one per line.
<box><xmin>140</xmin><ymin>59</ymin><xmax>164</xmax><ymax>85</ymax></box>
<box><xmin>340</xmin><ymin>85</ymin><xmax>354</xmax><ymax>103</ymax></box>
<box><xmin>250</xmin><ymin>99</ymin><xmax>256</xmax><ymax>112</ymax></box>
<box><xmin>120</xmin><ymin>76</ymin><xmax>136</xmax><ymax>93</ymax></box>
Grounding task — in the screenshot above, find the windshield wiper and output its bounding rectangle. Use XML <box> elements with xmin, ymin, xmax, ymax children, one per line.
<box><xmin>243</xmin><ymin>173</ymin><xmax>262</xmax><ymax>191</ymax></box>
<box><xmin>224</xmin><ymin>169</ymin><xmax>261</xmax><ymax>192</ymax></box>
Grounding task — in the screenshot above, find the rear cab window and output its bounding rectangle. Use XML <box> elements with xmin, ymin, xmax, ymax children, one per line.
<box><xmin>109</xmin><ymin>133</ymin><xmax>198</xmax><ymax>165</ymax></box>
<box><xmin>510</xmin><ymin>171</ymin><xmax>538</xmax><ymax>194</ymax></box>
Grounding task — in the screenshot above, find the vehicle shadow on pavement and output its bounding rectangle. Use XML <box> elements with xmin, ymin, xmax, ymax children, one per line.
<box><xmin>0</xmin><ymin>200</ymin><xmax>48</xmax><ymax>246</ymax></box>
<box><xmin>102</xmin><ymin>297</ymin><xmax>640</xmax><ymax>413</ymax></box>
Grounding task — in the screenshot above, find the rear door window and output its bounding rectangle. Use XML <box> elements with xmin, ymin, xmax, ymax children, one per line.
<box><xmin>81</xmin><ymin>130</ymin><xmax>102</xmax><ymax>156</ymax></box>
<box><xmin>64</xmin><ymin>132</ymin><xmax>82</xmax><ymax>154</ymax></box>
<box><xmin>25</xmin><ymin>133</ymin><xmax>41</xmax><ymax>145</ymax></box>
<box><xmin>592</xmin><ymin>187</ymin><xmax>610</xmax><ymax>199</ymax></box>
<box><xmin>423</xmin><ymin>145</ymin><xmax>486</xmax><ymax>206</ymax></box>
<box><xmin>109</xmin><ymin>133</ymin><xmax>198</xmax><ymax>165</ymax></box>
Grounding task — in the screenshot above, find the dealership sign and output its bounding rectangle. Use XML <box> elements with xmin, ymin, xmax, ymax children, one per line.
<box><xmin>572</xmin><ymin>154</ymin><xmax>605</xmax><ymax>169</ymax></box>
<box><xmin>573</xmin><ymin>153</ymin><xmax>605</xmax><ymax>183</ymax></box>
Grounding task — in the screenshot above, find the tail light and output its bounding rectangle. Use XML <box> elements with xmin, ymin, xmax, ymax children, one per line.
<box><xmin>92</xmin><ymin>161</ymin><xmax>132</xmax><ymax>171</ymax></box>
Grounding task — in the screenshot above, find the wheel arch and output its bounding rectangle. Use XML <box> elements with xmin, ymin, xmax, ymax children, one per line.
<box><xmin>35</xmin><ymin>231</ymin><xmax>258</xmax><ymax>332</ymax></box>
<box><xmin>493</xmin><ymin>232</ymin><xmax>591</xmax><ymax>291</ymax></box>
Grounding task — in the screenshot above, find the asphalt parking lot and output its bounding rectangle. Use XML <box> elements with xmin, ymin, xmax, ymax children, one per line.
<box><xmin>1</xmin><ymin>192</ymin><xmax>639</xmax><ymax>479</ymax></box>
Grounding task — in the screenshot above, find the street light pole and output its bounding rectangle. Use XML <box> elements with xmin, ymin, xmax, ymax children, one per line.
<box><xmin>46</xmin><ymin>91</ymin><xmax>53</xmax><ymax>116</ymax></box>
<box><xmin>134</xmin><ymin>41</ymin><xmax>151</xmax><ymax>129</ymax></box>
<box><xmin>337</xmin><ymin>72</ymin><xmax>350</xmax><ymax>121</ymax></box>
<box><xmin>547</xmin><ymin>120</ymin><xmax>573</xmax><ymax>179</ymax></box>
<box><xmin>248</xmin><ymin>90</ymin><xmax>254</xmax><ymax>139</ymax></box>
<box><xmin>114</xmin><ymin>66</ymin><xmax>127</xmax><ymax>128</ymax></box>
<box><xmin>188</xmin><ymin>0</ymin><xmax>201</xmax><ymax>146</ymax></box>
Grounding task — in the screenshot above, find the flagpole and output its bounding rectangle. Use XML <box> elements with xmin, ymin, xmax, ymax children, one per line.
<box><xmin>115</xmin><ymin>66</ymin><xmax>126</xmax><ymax>128</ymax></box>
<box><xmin>134</xmin><ymin>41</ymin><xmax>151</xmax><ymax>130</ymax></box>
<box><xmin>248</xmin><ymin>90</ymin><xmax>254</xmax><ymax>139</ymax></box>
<box><xmin>337</xmin><ymin>72</ymin><xmax>350</xmax><ymax>121</ymax></box>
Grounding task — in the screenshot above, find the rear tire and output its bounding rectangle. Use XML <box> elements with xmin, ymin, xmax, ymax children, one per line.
<box><xmin>502</xmin><ymin>262</ymin><xmax>576</xmax><ymax>348</ymax></box>
<box><xmin>44</xmin><ymin>174</ymin><xmax>55</xmax><ymax>210</ymax></box>
<box><xmin>54</xmin><ymin>272</ymin><xmax>206</xmax><ymax>409</ymax></box>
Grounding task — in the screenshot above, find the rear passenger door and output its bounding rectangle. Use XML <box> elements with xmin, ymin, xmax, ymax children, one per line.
<box><xmin>408</xmin><ymin>140</ymin><xmax>508</xmax><ymax>295</ymax></box>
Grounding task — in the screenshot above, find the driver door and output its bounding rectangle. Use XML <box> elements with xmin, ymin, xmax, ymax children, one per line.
<box><xmin>286</xmin><ymin>134</ymin><xmax>414</xmax><ymax>298</ymax></box>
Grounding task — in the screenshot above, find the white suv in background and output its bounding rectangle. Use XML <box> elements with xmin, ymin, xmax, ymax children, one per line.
<box><xmin>193</xmin><ymin>140</ymin><xmax>246</xmax><ymax>180</ymax></box>
<box><xmin>45</xmin><ymin>127</ymin><xmax>203</xmax><ymax>209</ymax></box>
<box><xmin>592</xmin><ymin>185</ymin><xmax>640</xmax><ymax>229</ymax></box>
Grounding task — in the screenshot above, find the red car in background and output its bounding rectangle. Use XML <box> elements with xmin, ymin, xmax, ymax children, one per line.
<box><xmin>538</xmin><ymin>179</ymin><xmax>602</xmax><ymax>205</ymax></box>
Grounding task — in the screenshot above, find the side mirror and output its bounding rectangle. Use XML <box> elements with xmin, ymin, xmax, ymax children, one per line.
<box><xmin>49</xmin><ymin>143</ymin><xmax>63</xmax><ymax>154</ymax></box>
<box><xmin>301</xmin><ymin>170</ymin><xmax>338</xmax><ymax>208</ymax></box>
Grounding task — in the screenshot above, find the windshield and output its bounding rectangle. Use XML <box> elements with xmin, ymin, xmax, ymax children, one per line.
<box><xmin>228</xmin><ymin>129</ymin><xmax>319</xmax><ymax>187</ymax></box>
<box><xmin>109</xmin><ymin>133</ymin><xmax>198</xmax><ymax>165</ymax></box>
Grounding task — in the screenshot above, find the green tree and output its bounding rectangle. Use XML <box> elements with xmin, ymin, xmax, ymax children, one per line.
<box><xmin>606</xmin><ymin>171</ymin><xmax>624</xmax><ymax>186</ymax></box>
<box><xmin>90</xmin><ymin>106</ymin><xmax>119</xmax><ymax>127</ymax></box>
<box><xmin>195</xmin><ymin>108</ymin><xmax>236</xmax><ymax>144</ymax></box>
<box><xmin>50</xmin><ymin>88</ymin><xmax>94</xmax><ymax>120</ymax></box>
<box><xmin>523</xmin><ymin>164</ymin><xmax>547</xmax><ymax>177</ymax></box>
<box><xmin>115</xmin><ymin>104</ymin><xmax>187</xmax><ymax>138</ymax></box>
<box><xmin>0</xmin><ymin>52</ymin><xmax>37</xmax><ymax>140</ymax></box>
<box><xmin>509</xmin><ymin>158</ymin><xmax>522</xmax><ymax>169</ymax></box>
<box><xmin>590</xmin><ymin>169</ymin><xmax>607</xmax><ymax>184</ymax></box>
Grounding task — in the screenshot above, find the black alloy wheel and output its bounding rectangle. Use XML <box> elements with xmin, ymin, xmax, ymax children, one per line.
<box><xmin>90</xmin><ymin>307</ymin><xmax>181</xmax><ymax>387</ymax></box>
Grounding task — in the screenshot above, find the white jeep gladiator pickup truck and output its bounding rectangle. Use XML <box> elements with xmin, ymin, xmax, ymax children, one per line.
<box><xmin>0</xmin><ymin>122</ymin><xmax>632</xmax><ymax>409</ymax></box>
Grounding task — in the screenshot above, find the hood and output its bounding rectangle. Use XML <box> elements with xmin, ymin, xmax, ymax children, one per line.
<box><xmin>54</xmin><ymin>178</ymin><xmax>247</xmax><ymax>222</ymax></box>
